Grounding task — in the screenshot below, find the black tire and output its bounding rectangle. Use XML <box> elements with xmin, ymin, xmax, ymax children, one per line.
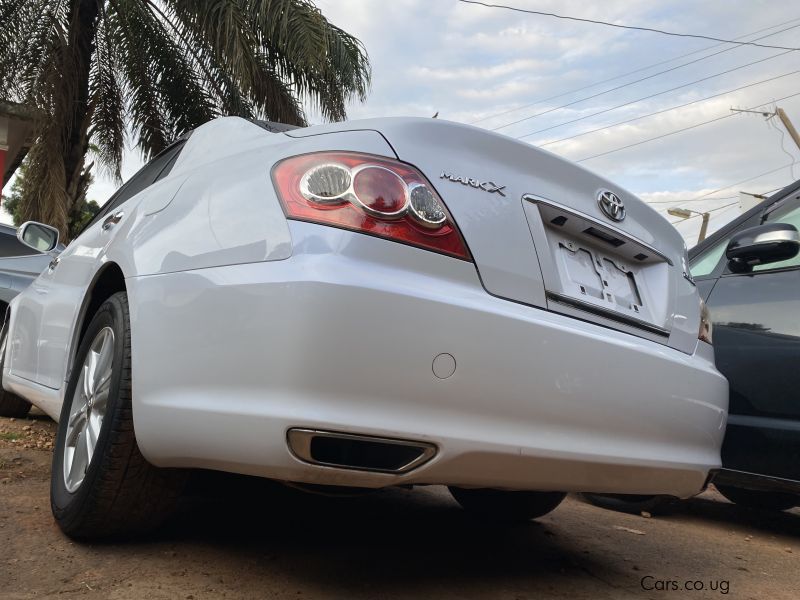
<box><xmin>449</xmin><ymin>487</ymin><xmax>566</xmax><ymax>521</ymax></box>
<box><xmin>0</xmin><ymin>319</ymin><xmax>31</xmax><ymax>418</ymax></box>
<box><xmin>51</xmin><ymin>292</ymin><xmax>187</xmax><ymax>539</ymax></box>
<box><xmin>715</xmin><ymin>484</ymin><xmax>798</xmax><ymax>512</ymax></box>
<box><xmin>581</xmin><ymin>493</ymin><xmax>677</xmax><ymax>515</ymax></box>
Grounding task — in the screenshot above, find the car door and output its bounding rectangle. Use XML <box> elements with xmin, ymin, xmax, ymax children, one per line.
<box><xmin>1</xmin><ymin>228</ymin><xmax>50</xmax><ymax>382</ymax></box>
<box><xmin>694</xmin><ymin>191</ymin><xmax>800</xmax><ymax>480</ymax></box>
<box><xmin>21</xmin><ymin>142</ymin><xmax>186</xmax><ymax>389</ymax></box>
<box><xmin>0</xmin><ymin>226</ymin><xmax>49</xmax><ymax>310</ymax></box>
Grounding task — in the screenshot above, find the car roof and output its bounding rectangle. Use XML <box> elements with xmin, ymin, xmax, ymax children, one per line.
<box><xmin>688</xmin><ymin>177</ymin><xmax>800</xmax><ymax>259</ymax></box>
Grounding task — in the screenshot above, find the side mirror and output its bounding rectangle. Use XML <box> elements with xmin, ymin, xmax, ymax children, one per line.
<box><xmin>17</xmin><ymin>221</ymin><xmax>60</xmax><ymax>253</ymax></box>
<box><xmin>726</xmin><ymin>222</ymin><xmax>800</xmax><ymax>273</ymax></box>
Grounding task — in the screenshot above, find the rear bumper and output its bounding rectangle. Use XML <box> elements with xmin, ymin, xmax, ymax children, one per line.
<box><xmin>128</xmin><ymin>222</ymin><xmax>728</xmax><ymax>498</ymax></box>
<box><xmin>713</xmin><ymin>468</ymin><xmax>800</xmax><ymax>495</ymax></box>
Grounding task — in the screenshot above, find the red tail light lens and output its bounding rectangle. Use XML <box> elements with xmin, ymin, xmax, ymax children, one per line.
<box><xmin>352</xmin><ymin>166</ymin><xmax>407</xmax><ymax>217</ymax></box>
<box><xmin>272</xmin><ymin>152</ymin><xmax>471</xmax><ymax>260</ymax></box>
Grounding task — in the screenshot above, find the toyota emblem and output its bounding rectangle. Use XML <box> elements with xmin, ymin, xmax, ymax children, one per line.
<box><xmin>597</xmin><ymin>190</ymin><xmax>626</xmax><ymax>222</ymax></box>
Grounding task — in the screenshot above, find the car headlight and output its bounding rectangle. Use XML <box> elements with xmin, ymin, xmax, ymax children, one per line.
<box><xmin>698</xmin><ymin>299</ymin><xmax>713</xmax><ymax>344</ymax></box>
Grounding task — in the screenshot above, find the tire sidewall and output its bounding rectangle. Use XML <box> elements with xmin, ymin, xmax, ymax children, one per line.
<box><xmin>51</xmin><ymin>295</ymin><xmax>128</xmax><ymax>520</ymax></box>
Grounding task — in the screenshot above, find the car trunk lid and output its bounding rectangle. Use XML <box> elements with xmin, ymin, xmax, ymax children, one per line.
<box><xmin>287</xmin><ymin>117</ymin><xmax>701</xmax><ymax>354</ymax></box>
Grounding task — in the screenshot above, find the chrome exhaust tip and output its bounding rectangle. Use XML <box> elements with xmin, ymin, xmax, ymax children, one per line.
<box><xmin>286</xmin><ymin>428</ymin><xmax>437</xmax><ymax>474</ymax></box>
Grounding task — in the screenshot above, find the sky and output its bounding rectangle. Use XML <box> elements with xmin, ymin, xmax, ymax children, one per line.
<box><xmin>5</xmin><ymin>0</ymin><xmax>800</xmax><ymax>245</ymax></box>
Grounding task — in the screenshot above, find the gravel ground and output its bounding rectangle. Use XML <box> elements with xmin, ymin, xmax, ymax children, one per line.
<box><xmin>1</xmin><ymin>412</ymin><xmax>799</xmax><ymax>599</ymax></box>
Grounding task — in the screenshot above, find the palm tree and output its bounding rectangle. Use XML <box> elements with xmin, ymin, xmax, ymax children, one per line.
<box><xmin>0</xmin><ymin>0</ymin><xmax>371</xmax><ymax>238</ymax></box>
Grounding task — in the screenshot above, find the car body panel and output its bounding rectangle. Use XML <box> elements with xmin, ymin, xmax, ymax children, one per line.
<box><xmin>128</xmin><ymin>221</ymin><xmax>726</xmax><ymax>497</ymax></box>
<box><xmin>35</xmin><ymin>218</ymin><xmax>129</xmax><ymax>389</ymax></box>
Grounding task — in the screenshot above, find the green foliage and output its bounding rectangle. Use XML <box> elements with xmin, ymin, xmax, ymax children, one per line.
<box><xmin>68</xmin><ymin>199</ymin><xmax>101</xmax><ymax>239</ymax></box>
<box><xmin>0</xmin><ymin>0</ymin><xmax>371</xmax><ymax>236</ymax></box>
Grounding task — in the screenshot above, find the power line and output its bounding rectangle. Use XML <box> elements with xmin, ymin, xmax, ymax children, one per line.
<box><xmin>539</xmin><ymin>71</ymin><xmax>800</xmax><ymax>148</ymax></box>
<box><xmin>469</xmin><ymin>16</ymin><xmax>800</xmax><ymax>126</ymax></box>
<box><xmin>768</xmin><ymin>113</ymin><xmax>799</xmax><ymax>179</ymax></box>
<box><xmin>651</xmin><ymin>166</ymin><xmax>794</xmax><ymax>213</ymax></box>
<box><xmin>684</xmin><ymin>165</ymin><xmax>795</xmax><ymax>203</ymax></box>
<box><xmin>515</xmin><ymin>59</ymin><xmax>799</xmax><ymax>140</ymax></box>
<box><xmin>575</xmin><ymin>90</ymin><xmax>800</xmax><ymax>162</ymax></box>
<box><xmin>648</xmin><ymin>187</ymin><xmax>784</xmax><ymax>213</ymax></box>
<box><xmin>495</xmin><ymin>39</ymin><xmax>797</xmax><ymax>133</ymax></box>
<box><xmin>457</xmin><ymin>1</ymin><xmax>800</xmax><ymax>51</ymax></box>
<box><xmin>760</xmin><ymin>185</ymin><xmax>787</xmax><ymax>196</ymax></box>
<box><xmin>651</xmin><ymin>195</ymin><xmax>739</xmax><ymax>207</ymax></box>
<box><xmin>649</xmin><ymin>195</ymin><xmax>738</xmax><ymax>207</ymax></box>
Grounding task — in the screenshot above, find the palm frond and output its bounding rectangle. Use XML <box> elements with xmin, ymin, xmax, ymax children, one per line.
<box><xmin>161</xmin><ymin>0</ymin><xmax>370</xmax><ymax>123</ymax></box>
<box><xmin>0</xmin><ymin>0</ymin><xmax>67</xmax><ymax>103</ymax></box>
<box><xmin>246</xmin><ymin>0</ymin><xmax>371</xmax><ymax>121</ymax></box>
<box><xmin>106</xmin><ymin>0</ymin><xmax>170</xmax><ymax>157</ymax></box>
<box><xmin>4</xmin><ymin>0</ymin><xmax>371</xmax><ymax>239</ymax></box>
<box><xmin>89</xmin><ymin>10</ymin><xmax>125</xmax><ymax>180</ymax></box>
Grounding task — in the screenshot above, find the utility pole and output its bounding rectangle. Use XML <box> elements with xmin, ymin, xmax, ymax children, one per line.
<box><xmin>731</xmin><ymin>106</ymin><xmax>800</xmax><ymax>152</ymax></box>
<box><xmin>667</xmin><ymin>207</ymin><xmax>711</xmax><ymax>243</ymax></box>
<box><xmin>776</xmin><ymin>108</ymin><xmax>800</xmax><ymax>153</ymax></box>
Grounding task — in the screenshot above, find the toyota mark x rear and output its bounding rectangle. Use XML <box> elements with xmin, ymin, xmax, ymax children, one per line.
<box><xmin>3</xmin><ymin>116</ymin><xmax>728</xmax><ymax>536</ymax></box>
<box><xmin>129</xmin><ymin>116</ymin><xmax>726</xmax><ymax>496</ymax></box>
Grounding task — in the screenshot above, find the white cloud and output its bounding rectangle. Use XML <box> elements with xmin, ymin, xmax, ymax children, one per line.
<box><xmin>408</xmin><ymin>58</ymin><xmax>549</xmax><ymax>82</ymax></box>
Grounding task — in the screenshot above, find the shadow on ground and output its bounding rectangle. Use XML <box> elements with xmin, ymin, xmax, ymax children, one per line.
<box><xmin>153</xmin><ymin>474</ymin><xmax>620</xmax><ymax>593</ymax></box>
<box><xmin>645</xmin><ymin>491</ymin><xmax>800</xmax><ymax>538</ymax></box>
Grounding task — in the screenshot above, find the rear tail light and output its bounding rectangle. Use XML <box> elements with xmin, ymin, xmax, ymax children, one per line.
<box><xmin>272</xmin><ymin>152</ymin><xmax>471</xmax><ymax>260</ymax></box>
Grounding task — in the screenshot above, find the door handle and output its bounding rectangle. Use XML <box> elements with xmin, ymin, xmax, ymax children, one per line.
<box><xmin>48</xmin><ymin>256</ymin><xmax>60</xmax><ymax>271</ymax></box>
<box><xmin>102</xmin><ymin>211</ymin><xmax>124</xmax><ymax>230</ymax></box>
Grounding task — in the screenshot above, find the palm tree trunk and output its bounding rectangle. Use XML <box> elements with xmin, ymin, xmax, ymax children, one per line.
<box><xmin>61</xmin><ymin>0</ymin><xmax>100</xmax><ymax>232</ymax></box>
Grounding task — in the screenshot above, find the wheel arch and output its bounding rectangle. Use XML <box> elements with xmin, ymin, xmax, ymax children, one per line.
<box><xmin>66</xmin><ymin>263</ymin><xmax>128</xmax><ymax>384</ymax></box>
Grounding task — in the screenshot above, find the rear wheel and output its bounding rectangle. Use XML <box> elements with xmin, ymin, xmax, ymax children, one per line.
<box><xmin>0</xmin><ymin>319</ymin><xmax>31</xmax><ymax>418</ymax></box>
<box><xmin>449</xmin><ymin>487</ymin><xmax>566</xmax><ymax>521</ymax></box>
<box><xmin>51</xmin><ymin>292</ymin><xmax>186</xmax><ymax>539</ymax></box>
<box><xmin>715</xmin><ymin>484</ymin><xmax>798</xmax><ymax>512</ymax></box>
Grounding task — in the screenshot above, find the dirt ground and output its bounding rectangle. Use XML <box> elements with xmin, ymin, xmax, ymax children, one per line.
<box><xmin>1</xmin><ymin>411</ymin><xmax>799</xmax><ymax>600</ymax></box>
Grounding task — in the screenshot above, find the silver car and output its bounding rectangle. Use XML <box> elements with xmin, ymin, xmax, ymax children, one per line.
<box><xmin>0</xmin><ymin>117</ymin><xmax>728</xmax><ymax>539</ymax></box>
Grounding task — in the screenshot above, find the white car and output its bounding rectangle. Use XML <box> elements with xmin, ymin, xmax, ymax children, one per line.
<box><xmin>0</xmin><ymin>117</ymin><xmax>727</xmax><ymax>538</ymax></box>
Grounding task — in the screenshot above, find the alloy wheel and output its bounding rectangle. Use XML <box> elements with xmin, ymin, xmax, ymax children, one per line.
<box><xmin>62</xmin><ymin>327</ymin><xmax>115</xmax><ymax>493</ymax></box>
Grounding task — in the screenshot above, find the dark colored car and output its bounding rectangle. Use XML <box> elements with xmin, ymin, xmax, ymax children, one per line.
<box><xmin>688</xmin><ymin>178</ymin><xmax>800</xmax><ymax>510</ymax></box>
<box><xmin>586</xmin><ymin>179</ymin><xmax>800</xmax><ymax>512</ymax></box>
